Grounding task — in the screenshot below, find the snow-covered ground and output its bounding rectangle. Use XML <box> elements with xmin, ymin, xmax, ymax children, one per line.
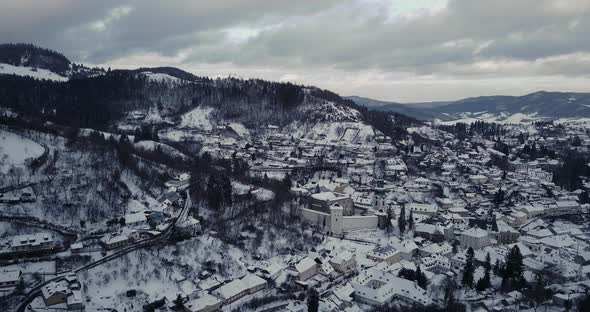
<box><xmin>434</xmin><ymin>111</ymin><xmax>545</xmax><ymax>125</ymax></box>
<box><xmin>141</xmin><ymin>72</ymin><xmax>182</xmax><ymax>84</ymax></box>
<box><xmin>78</xmin><ymin>236</ymin><xmax>248</xmax><ymax>310</ymax></box>
<box><xmin>181</xmin><ymin>106</ymin><xmax>214</xmax><ymax>130</ymax></box>
<box><xmin>228</xmin><ymin>122</ymin><xmax>250</xmax><ymax>138</ymax></box>
<box><xmin>0</xmin><ymin>129</ymin><xmax>45</xmax><ymax>173</ymax></box>
<box><xmin>0</xmin><ymin>63</ymin><xmax>68</xmax><ymax>81</ymax></box>
<box><xmin>287</xmin><ymin>121</ymin><xmax>375</xmax><ymax>146</ymax></box>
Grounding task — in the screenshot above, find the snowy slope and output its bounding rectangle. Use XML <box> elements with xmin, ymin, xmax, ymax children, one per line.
<box><xmin>0</xmin><ymin>129</ymin><xmax>45</xmax><ymax>172</ymax></box>
<box><xmin>180</xmin><ymin>106</ymin><xmax>214</xmax><ymax>130</ymax></box>
<box><xmin>0</xmin><ymin>62</ymin><xmax>68</xmax><ymax>81</ymax></box>
<box><xmin>141</xmin><ymin>71</ymin><xmax>182</xmax><ymax>83</ymax></box>
<box><xmin>433</xmin><ymin>112</ymin><xmax>544</xmax><ymax>125</ymax></box>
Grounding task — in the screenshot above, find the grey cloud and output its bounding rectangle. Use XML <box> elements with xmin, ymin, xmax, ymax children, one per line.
<box><xmin>1</xmin><ymin>0</ymin><xmax>590</xmax><ymax>100</ymax></box>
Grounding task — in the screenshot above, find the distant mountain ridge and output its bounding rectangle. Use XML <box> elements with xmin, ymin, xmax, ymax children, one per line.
<box><xmin>345</xmin><ymin>96</ymin><xmax>447</xmax><ymax>120</ymax></box>
<box><xmin>348</xmin><ymin>91</ymin><xmax>590</xmax><ymax>120</ymax></box>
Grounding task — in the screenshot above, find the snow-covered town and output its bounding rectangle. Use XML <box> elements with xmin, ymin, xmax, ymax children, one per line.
<box><xmin>2</xmin><ymin>3</ymin><xmax>590</xmax><ymax>311</ymax></box>
<box><xmin>2</xmin><ymin>92</ymin><xmax>590</xmax><ymax>312</ymax></box>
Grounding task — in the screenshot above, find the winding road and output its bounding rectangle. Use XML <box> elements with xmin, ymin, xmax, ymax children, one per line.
<box><xmin>15</xmin><ymin>191</ymin><xmax>192</xmax><ymax>312</ymax></box>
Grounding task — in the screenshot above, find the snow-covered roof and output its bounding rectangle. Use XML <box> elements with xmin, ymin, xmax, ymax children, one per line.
<box><xmin>186</xmin><ymin>293</ymin><xmax>222</xmax><ymax>311</ymax></box>
<box><xmin>352</xmin><ymin>268</ymin><xmax>429</xmax><ymax>306</ymax></box>
<box><xmin>0</xmin><ymin>270</ymin><xmax>21</xmax><ymax>283</ymax></box>
<box><xmin>125</xmin><ymin>212</ymin><xmax>147</xmax><ymax>224</ymax></box>
<box><xmin>295</xmin><ymin>257</ymin><xmax>317</xmax><ymax>273</ymax></box>
<box><xmin>462</xmin><ymin>227</ymin><xmax>489</xmax><ymax>238</ymax></box>
<box><xmin>215</xmin><ymin>274</ymin><xmax>266</xmax><ymax>300</ymax></box>
<box><xmin>10</xmin><ymin>233</ymin><xmax>53</xmax><ymax>248</ymax></box>
<box><xmin>311</xmin><ymin>191</ymin><xmax>349</xmax><ymax>201</ymax></box>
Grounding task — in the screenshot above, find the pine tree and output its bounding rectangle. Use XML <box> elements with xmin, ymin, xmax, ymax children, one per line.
<box><xmin>462</xmin><ymin>247</ymin><xmax>475</xmax><ymax>289</ymax></box>
<box><xmin>385</xmin><ymin>206</ymin><xmax>394</xmax><ymax>236</ymax></box>
<box><xmin>477</xmin><ymin>252</ymin><xmax>492</xmax><ymax>291</ymax></box>
<box><xmin>416</xmin><ymin>265</ymin><xmax>428</xmax><ymax>289</ymax></box>
<box><xmin>173</xmin><ymin>294</ymin><xmax>184</xmax><ymax>311</ymax></box>
<box><xmin>207</xmin><ymin>175</ymin><xmax>222</xmax><ymax>210</ymax></box>
<box><xmin>506</xmin><ymin>245</ymin><xmax>524</xmax><ymax>280</ymax></box>
<box><xmin>307</xmin><ymin>287</ymin><xmax>319</xmax><ymax>312</ymax></box>
<box><xmin>398</xmin><ymin>205</ymin><xmax>406</xmax><ymax>235</ymax></box>
<box><xmin>221</xmin><ymin>175</ymin><xmax>233</xmax><ymax>207</ymax></box>
<box><xmin>407</xmin><ymin>209</ymin><xmax>414</xmax><ymax>231</ymax></box>
<box><xmin>483</xmin><ymin>253</ymin><xmax>491</xmax><ymax>284</ymax></box>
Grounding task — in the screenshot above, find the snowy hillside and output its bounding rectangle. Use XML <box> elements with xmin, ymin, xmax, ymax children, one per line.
<box><xmin>0</xmin><ymin>129</ymin><xmax>45</xmax><ymax>173</ymax></box>
<box><xmin>0</xmin><ymin>62</ymin><xmax>68</xmax><ymax>81</ymax></box>
<box><xmin>141</xmin><ymin>71</ymin><xmax>183</xmax><ymax>84</ymax></box>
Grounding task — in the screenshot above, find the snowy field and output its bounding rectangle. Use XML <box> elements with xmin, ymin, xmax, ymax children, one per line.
<box><xmin>0</xmin><ymin>129</ymin><xmax>45</xmax><ymax>172</ymax></box>
<box><xmin>78</xmin><ymin>236</ymin><xmax>248</xmax><ymax>311</ymax></box>
<box><xmin>0</xmin><ymin>63</ymin><xmax>68</xmax><ymax>81</ymax></box>
<box><xmin>142</xmin><ymin>72</ymin><xmax>182</xmax><ymax>84</ymax></box>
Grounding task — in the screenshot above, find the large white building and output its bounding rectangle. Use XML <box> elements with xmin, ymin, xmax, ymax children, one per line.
<box><xmin>351</xmin><ymin>268</ymin><xmax>429</xmax><ymax>307</ymax></box>
<box><xmin>460</xmin><ymin>227</ymin><xmax>491</xmax><ymax>250</ymax></box>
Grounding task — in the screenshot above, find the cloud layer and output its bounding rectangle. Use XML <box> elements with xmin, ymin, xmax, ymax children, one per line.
<box><xmin>1</xmin><ymin>0</ymin><xmax>589</xmax><ymax>101</ymax></box>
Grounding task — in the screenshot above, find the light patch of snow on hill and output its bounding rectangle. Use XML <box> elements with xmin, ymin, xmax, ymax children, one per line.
<box><xmin>0</xmin><ymin>62</ymin><xmax>68</xmax><ymax>81</ymax></box>
<box><xmin>288</xmin><ymin>121</ymin><xmax>375</xmax><ymax>145</ymax></box>
<box><xmin>228</xmin><ymin>122</ymin><xmax>250</xmax><ymax>138</ymax></box>
<box><xmin>134</xmin><ymin>140</ymin><xmax>189</xmax><ymax>160</ymax></box>
<box><xmin>554</xmin><ymin>118</ymin><xmax>590</xmax><ymax>129</ymax></box>
<box><xmin>434</xmin><ymin>112</ymin><xmax>544</xmax><ymax>125</ymax></box>
<box><xmin>0</xmin><ymin>129</ymin><xmax>45</xmax><ymax>172</ymax></box>
<box><xmin>143</xmin><ymin>106</ymin><xmax>166</xmax><ymax>123</ymax></box>
<box><xmin>180</xmin><ymin>106</ymin><xmax>213</xmax><ymax>130</ymax></box>
<box><xmin>142</xmin><ymin>71</ymin><xmax>181</xmax><ymax>83</ymax></box>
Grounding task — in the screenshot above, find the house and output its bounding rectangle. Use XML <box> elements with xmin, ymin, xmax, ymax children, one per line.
<box><xmin>460</xmin><ymin>227</ymin><xmax>491</xmax><ymax>250</ymax></box>
<box><xmin>124</xmin><ymin>212</ymin><xmax>148</xmax><ymax>228</ymax></box>
<box><xmin>185</xmin><ymin>293</ymin><xmax>222</xmax><ymax>312</ymax></box>
<box><xmin>554</xmin><ymin>201</ymin><xmax>580</xmax><ymax>215</ymax></box>
<box><xmin>318</xmin><ymin>260</ymin><xmax>336</xmax><ymax>277</ymax></box>
<box><xmin>495</xmin><ymin>220</ymin><xmax>520</xmax><ymax>244</ymax></box>
<box><xmin>351</xmin><ymin>268</ymin><xmax>429</xmax><ymax>306</ymax></box>
<box><xmin>67</xmin><ymin>290</ymin><xmax>84</xmax><ymax>310</ymax></box>
<box><xmin>0</xmin><ymin>270</ymin><xmax>21</xmax><ymax>289</ymax></box>
<box><xmin>329</xmin><ymin>250</ymin><xmax>357</xmax><ymax>273</ymax></box>
<box><xmin>147</xmin><ymin>211</ymin><xmax>167</xmax><ymax>228</ymax></box>
<box><xmin>421</xmin><ymin>254</ymin><xmax>451</xmax><ymax>274</ymax></box>
<box><xmin>177</xmin><ymin>216</ymin><xmax>202</xmax><ymax>236</ymax></box>
<box><xmin>294</xmin><ymin>257</ymin><xmax>317</xmax><ymax>281</ymax></box>
<box><xmin>469</xmin><ymin>175</ymin><xmax>488</xmax><ymax>184</ymax></box>
<box><xmin>407</xmin><ymin>203</ymin><xmax>437</xmax><ymax>217</ymax></box>
<box><xmin>256</xmin><ymin>261</ymin><xmax>283</xmax><ymax>280</ymax></box>
<box><xmin>165</xmin><ymin>179</ymin><xmax>190</xmax><ymax>192</ymax></box>
<box><xmin>160</xmin><ymin>191</ymin><xmax>183</xmax><ymax>207</ymax></box>
<box><xmin>367</xmin><ymin>245</ymin><xmax>401</xmax><ymax>265</ymax></box>
<box><xmin>451</xmin><ymin>251</ymin><xmax>467</xmax><ymax>271</ymax></box>
<box><xmin>9</xmin><ymin>233</ymin><xmax>54</xmax><ymax>253</ymax></box>
<box><xmin>100</xmin><ymin>232</ymin><xmax>131</xmax><ymax>249</ymax></box>
<box><xmin>213</xmin><ymin>274</ymin><xmax>266</xmax><ymax>304</ymax></box>
<box><xmin>309</xmin><ymin>192</ymin><xmax>354</xmax><ymax>216</ymax></box>
<box><xmin>414</xmin><ymin>223</ymin><xmax>453</xmax><ymax>243</ymax></box>
<box><xmin>418</xmin><ymin>242</ymin><xmax>453</xmax><ymax>258</ymax></box>
<box><xmin>42</xmin><ymin>281</ymin><xmax>70</xmax><ymax>306</ymax></box>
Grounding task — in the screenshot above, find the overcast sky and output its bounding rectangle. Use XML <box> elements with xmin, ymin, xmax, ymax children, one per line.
<box><xmin>1</xmin><ymin>0</ymin><xmax>589</xmax><ymax>102</ymax></box>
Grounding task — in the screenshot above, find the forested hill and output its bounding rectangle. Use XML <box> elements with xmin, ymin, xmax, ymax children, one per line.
<box><xmin>0</xmin><ymin>43</ymin><xmax>419</xmax><ymax>140</ymax></box>
<box><xmin>0</xmin><ymin>43</ymin><xmax>71</xmax><ymax>76</ymax></box>
<box><xmin>0</xmin><ymin>68</ymin><xmax>416</xmax><ymax>135</ymax></box>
